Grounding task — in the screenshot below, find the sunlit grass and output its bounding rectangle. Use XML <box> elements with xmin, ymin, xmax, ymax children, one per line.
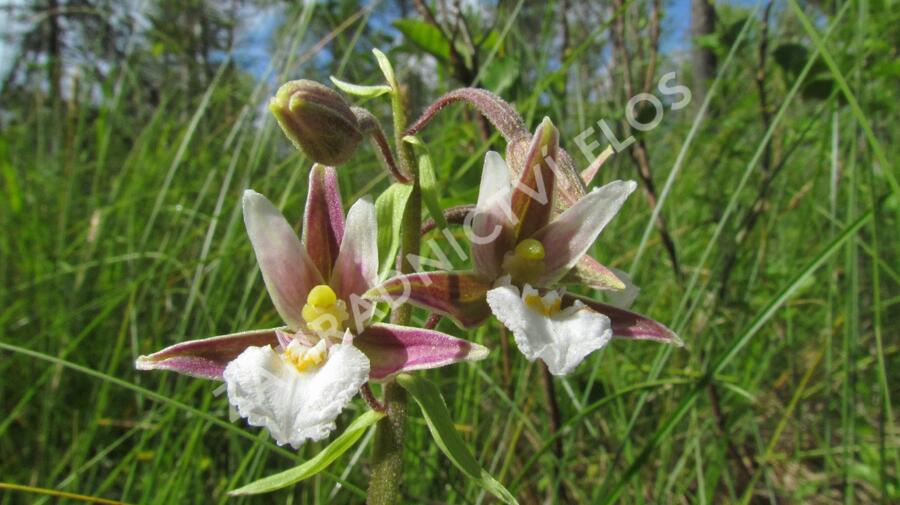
<box><xmin>1</xmin><ymin>1</ymin><xmax>896</xmax><ymax>503</ymax></box>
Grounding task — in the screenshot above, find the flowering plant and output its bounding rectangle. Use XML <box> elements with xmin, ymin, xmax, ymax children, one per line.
<box><xmin>136</xmin><ymin>49</ymin><xmax>680</xmax><ymax>503</ymax></box>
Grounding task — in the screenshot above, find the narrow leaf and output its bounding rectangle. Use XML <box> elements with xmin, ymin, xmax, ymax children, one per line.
<box><xmin>418</xmin><ymin>152</ymin><xmax>445</xmax><ymax>228</ymax></box>
<box><xmin>228</xmin><ymin>410</ymin><xmax>384</xmax><ymax>496</ymax></box>
<box><xmin>600</xmin><ymin>208</ymin><xmax>873</xmax><ymax>503</ymax></box>
<box><xmin>371</xmin><ymin>48</ymin><xmax>397</xmax><ymax>90</ymax></box>
<box><xmin>397</xmin><ymin>374</ymin><xmax>519</xmax><ymax>504</ymax></box>
<box><xmin>404</xmin><ymin>135</ymin><xmax>446</xmax><ymax>229</ymax></box>
<box><xmin>329</xmin><ymin>76</ymin><xmax>392</xmax><ymax>98</ymax></box>
<box><xmin>0</xmin><ymin>143</ymin><xmax>21</xmax><ymax>213</ymax></box>
<box><xmin>375</xmin><ymin>182</ymin><xmax>414</xmax><ymax>277</ymax></box>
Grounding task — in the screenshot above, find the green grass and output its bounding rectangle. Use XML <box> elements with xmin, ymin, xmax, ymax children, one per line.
<box><xmin>1</xmin><ymin>1</ymin><xmax>897</xmax><ymax>503</ymax></box>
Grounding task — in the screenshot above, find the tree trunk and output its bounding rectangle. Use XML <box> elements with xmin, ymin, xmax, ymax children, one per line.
<box><xmin>690</xmin><ymin>0</ymin><xmax>717</xmax><ymax>103</ymax></box>
<box><xmin>46</xmin><ymin>0</ymin><xmax>63</xmax><ymax>104</ymax></box>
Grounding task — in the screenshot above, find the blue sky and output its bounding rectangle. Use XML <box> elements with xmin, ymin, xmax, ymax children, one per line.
<box><xmin>1</xmin><ymin>0</ymin><xmax>764</xmax><ymax>89</ymax></box>
<box><xmin>227</xmin><ymin>0</ymin><xmax>764</xmax><ymax>79</ymax></box>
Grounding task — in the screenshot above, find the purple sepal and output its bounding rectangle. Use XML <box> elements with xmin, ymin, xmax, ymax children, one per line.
<box><xmin>565</xmin><ymin>295</ymin><xmax>683</xmax><ymax>346</ymax></box>
<box><xmin>135</xmin><ymin>328</ymin><xmax>282</xmax><ymax>380</ymax></box>
<box><xmin>355</xmin><ymin>323</ymin><xmax>489</xmax><ymax>381</ymax></box>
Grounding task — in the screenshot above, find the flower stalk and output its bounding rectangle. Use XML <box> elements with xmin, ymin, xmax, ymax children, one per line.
<box><xmin>367</xmin><ymin>67</ymin><xmax>421</xmax><ymax>505</ymax></box>
<box><xmin>353</xmin><ymin>107</ymin><xmax>411</xmax><ymax>184</ymax></box>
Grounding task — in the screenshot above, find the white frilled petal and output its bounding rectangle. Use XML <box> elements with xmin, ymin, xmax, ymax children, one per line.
<box><xmin>222</xmin><ymin>337</ymin><xmax>370</xmax><ymax>448</ymax></box>
<box><xmin>243</xmin><ymin>190</ymin><xmax>323</xmax><ymax>330</ymax></box>
<box><xmin>486</xmin><ymin>284</ymin><xmax>613</xmax><ymax>376</ymax></box>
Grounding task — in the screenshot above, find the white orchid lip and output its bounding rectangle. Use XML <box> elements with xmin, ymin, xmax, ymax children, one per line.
<box><xmin>223</xmin><ymin>330</ymin><xmax>370</xmax><ymax>448</ymax></box>
<box><xmin>486</xmin><ymin>283</ymin><xmax>612</xmax><ymax>376</ymax></box>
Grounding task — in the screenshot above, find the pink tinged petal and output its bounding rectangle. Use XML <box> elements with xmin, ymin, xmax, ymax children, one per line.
<box><xmin>469</xmin><ymin>151</ymin><xmax>514</xmax><ymax>279</ymax></box>
<box><xmin>355</xmin><ymin>323</ymin><xmax>489</xmax><ymax>381</ymax></box>
<box><xmin>223</xmin><ymin>341</ymin><xmax>370</xmax><ymax>448</ymax></box>
<box><xmin>534</xmin><ymin>180</ymin><xmax>637</xmax><ymax>282</ymax></box>
<box><xmin>509</xmin><ymin>117</ymin><xmax>559</xmax><ymax>241</ymax></box>
<box><xmin>275</xmin><ymin>329</ymin><xmax>293</xmax><ymax>349</ymax></box>
<box><xmin>565</xmin><ymin>293</ymin><xmax>682</xmax><ymax>346</ymax></box>
<box><xmin>135</xmin><ymin>328</ymin><xmax>281</xmax><ymax>380</ymax></box>
<box><xmin>303</xmin><ymin>165</ymin><xmax>345</xmax><ymax>279</ymax></box>
<box><xmin>331</xmin><ymin>196</ymin><xmax>378</xmax><ymax>301</ymax></box>
<box><xmin>366</xmin><ymin>271</ymin><xmax>493</xmax><ymax>328</ymax></box>
<box><xmin>602</xmin><ymin>267</ymin><xmax>640</xmax><ymax>309</ymax></box>
<box><xmin>551</xmin><ymin>148</ymin><xmax>588</xmax><ymax>213</ymax></box>
<box><xmin>486</xmin><ymin>285</ymin><xmax>612</xmax><ymax>376</ymax></box>
<box><xmin>559</xmin><ymin>255</ymin><xmax>627</xmax><ymax>291</ymax></box>
<box><xmin>243</xmin><ymin>190</ymin><xmax>324</xmax><ymax>329</ymax></box>
<box><xmin>580</xmin><ymin>145</ymin><xmax>614</xmax><ymax>187</ymax></box>
<box><xmin>277</xmin><ymin>328</ymin><xmax>319</xmax><ymax>348</ymax></box>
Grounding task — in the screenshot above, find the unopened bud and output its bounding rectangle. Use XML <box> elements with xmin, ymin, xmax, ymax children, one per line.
<box><xmin>269</xmin><ymin>80</ymin><xmax>363</xmax><ymax>165</ymax></box>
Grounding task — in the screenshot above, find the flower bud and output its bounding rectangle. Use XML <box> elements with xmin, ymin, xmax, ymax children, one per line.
<box><xmin>269</xmin><ymin>80</ymin><xmax>363</xmax><ymax>166</ymax></box>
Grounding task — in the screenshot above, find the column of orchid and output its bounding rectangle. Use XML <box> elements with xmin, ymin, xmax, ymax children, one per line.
<box><xmin>135</xmin><ymin>50</ymin><xmax>680</xmax><ymax>504</ymax></box>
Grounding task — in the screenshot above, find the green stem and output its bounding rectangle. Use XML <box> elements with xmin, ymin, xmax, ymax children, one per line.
<box><xmin>367</xmin><ymin>381</ymin><xmax>408</xmax><ymax>504</ymax></box>
<box><xmin>367</xmin><ymin>79</ymin><xmax>421</xmax><ymax>505</ymax></box>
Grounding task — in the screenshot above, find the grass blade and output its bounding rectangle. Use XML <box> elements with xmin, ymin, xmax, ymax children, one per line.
<box><xmin>228</xmin><ymin>410</ymin><xmax>384</xmax><ymax>496</ymax></box>
<box><xmin>600</xmin><ymin>207</ymin><xmax>874</xmax><ymax>503</ymax></box>
<box><xmin>397</xmin><ymin>373</ymin><xmax>519</xmax><ymax>505</ymax></box>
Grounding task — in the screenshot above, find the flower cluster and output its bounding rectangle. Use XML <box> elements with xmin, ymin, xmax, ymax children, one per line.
<box><xmin>136</xmin><ymin>73</ymin><xmax>680</xmax><ymax>451</ymax></box>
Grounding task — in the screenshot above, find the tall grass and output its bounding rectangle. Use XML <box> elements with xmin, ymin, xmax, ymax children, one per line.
<box><xmin>1</xmin><ymin>1</ymin><xmax>896</xmax><ymax>503</ymax></box>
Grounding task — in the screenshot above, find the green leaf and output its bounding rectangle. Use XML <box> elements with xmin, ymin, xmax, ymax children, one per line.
<box><xmin>397</xmin><ymin>374</ymin><xmax>519</xmax><ymax>505</ymax></box>
<box><xmin>375</xmin><ymin>182</ymin><xmax>414</xmax><ymax>277</ymax></box>
<box><xmin>404</xmin><ymin>136</ymin><xmax>446</xmax><ymax>229</ymax></box>
<box><xmin>802</xmin><ymin>78</ymin><xmax>837</xmax><ymax>102</ymax></box>
<box><xmin>0</xmin><ymin>143</ymin><xmax>21</xmax><ymax>214</ymax></box>
<box><xmin>478</xmin><ymin>29</ymin><xmax>503</xmax><ymax>53</ymax></box>
<box><xmin>372</xmin><ymin>48</ymin><xmax>397</xmax><ymax>90</ymax></box>
<box><xmin>773</xmin><ymin>42</ymin><xmax>809</xmax><ymax>76</ymax></box>
<box><xmin>329</xmin><ymin>76</ymin><xmax>392</xmax><ymax>98</ymax></box>
<box><xmin>228</xmin><ymin>410</ymin><xmax>384</xmax><ymax>496</ymax></box>
<box><xmin>721</xmin><ymin>17</ymin><xmax>749</xmax><ymax>52</ymax></box>
<box><xmin>481</xmin><ymin>57</ymin><xmax>518</xmax><ymax>95</ymax></box>
<box><xmin>695</xmin><ymin>33</ymin><xmax>721</xmax><ymax>52</ymax></box>
<box><xmin>393</xmin><ymin>19</ymin><xmax>450</xmax><ymax>62</ymax></box>
<box><xmin>418</xmin><ymin>153</ymin><xmax>445</xmax><ymax>229</ymax></box>
<box><xmin>151</xmin><ymin>41</ymin><xmax>165</xmax><ymax>58</ymax></box>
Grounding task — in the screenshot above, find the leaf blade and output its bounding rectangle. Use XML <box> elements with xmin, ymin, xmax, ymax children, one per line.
<box><xmin>393</xmin><ymin>19</ymin><xmax>450</xmax><ymax>62</ymax></box>
<box><xmin>329</xmin><ymin>76</ymin><xmax>392</xmax><ymax>98</ymax></box>
<box><xmin>375</xmin><ymin>182</ymin><xmax>414</xmax><ymax>277</ymax></box>
<box><xmin>372</xmin><ymin>48</ymin><xmax>397</xmax><ymax>90</ymax></box>
<box><xmin>397</xmin><ymin>374</ymin><xmax>519</xmax><ymax>504</ymax></box>
<box><xmin>404</xmin><ymin>135</ymin><xmax>446</xmax><ymax>229</ymax></box>
<box><xmin>228</xmin><ymin>410</ymin><xmax>385</xmax><ymax>496</ymax></box>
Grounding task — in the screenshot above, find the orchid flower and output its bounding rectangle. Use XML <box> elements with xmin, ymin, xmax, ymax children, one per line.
<box><xmin>136</xmin><ymin>165</ymin><xmax>487</xmax><ymax>447</ymax></box>
<box><xmin>370</xmin><ymin>118</ymin><xmax>680</xmax><ymax>376</ymax></box>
